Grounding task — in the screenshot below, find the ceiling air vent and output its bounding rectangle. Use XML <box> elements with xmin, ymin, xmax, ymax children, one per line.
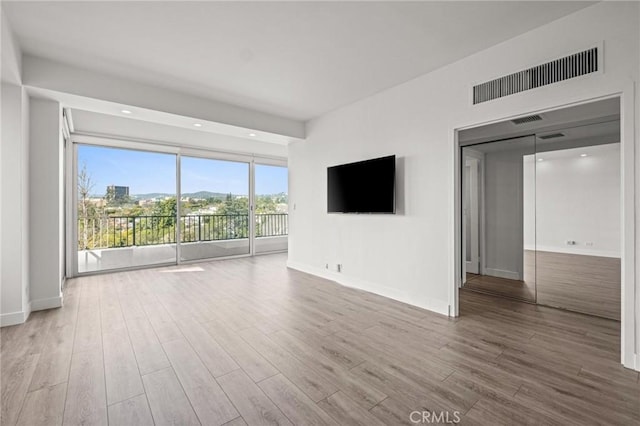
<box><xmin>511</xmin><ymin>115</ymin><xmax>542</xmax><ymax>125</ymax></box>
<box><xmin>473</xmin><ymin>47</ymin><xmax>599</xmax><ymax>105</ymax></box>
<box><xmin>538</xmin><ymin>133</ymin><xmax>565</xmax><ymax>140</ymax></box>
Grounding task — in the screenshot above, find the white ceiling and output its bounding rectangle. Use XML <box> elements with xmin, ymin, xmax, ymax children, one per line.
<box><xmin>4</xmin><ymin>1</ymin><xmax>594</xmax><ymax>122</ymax></box>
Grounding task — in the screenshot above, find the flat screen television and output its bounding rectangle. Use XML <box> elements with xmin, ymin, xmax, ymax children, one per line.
<box><xmin>327</xmin><ymin>155</ymin><xmax>396</xmax><ymax>214</ymax></box>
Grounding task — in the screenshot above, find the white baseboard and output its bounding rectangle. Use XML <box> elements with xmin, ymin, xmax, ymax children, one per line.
<box><xmin>286</xmin><ymin>260</ymin><xmax>450</xmax><ymax>317</ymax></box>
<box><xmin>0</xmin><ymin>293</ymin><xmax>63</xmax><ymax>327</ymax></box>
<box><xmin>0</xmin><ymin>310</ymin><xmax>29</xmax><ymax>327</ymax></box>
<box><xmin>484</xmin><ymin>268</ymin><xmax>520</xmax><ymax>280</ymax></box>
<box><xmin>30</xmin><ymin>294</ymin><xmax>63</xmax><ymax>312</ymax></box>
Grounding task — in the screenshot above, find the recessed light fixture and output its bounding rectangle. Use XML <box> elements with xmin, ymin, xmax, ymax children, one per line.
<box><xmin>121</xmin><ymin>109</ymin><xmax>132</xmax><ymax>114</ymax></box>
<box><xmin>193</xmin><ymin>123</ymin><xmax>202</xmax><ymax>127</ymax></box>
<box><xmin>580</xmin><ymin>153</ymin><xmax>588</xmax><ymax>157</ymax></box>
<box><xmin>537</xmin><ymin>158</ymin><xmax>544</xmax><ymax>162</ymax></box>
<box><xmin>249</xmin><ymin>133</ymin><xmax>257</xmax><ymax>137</ymax></box>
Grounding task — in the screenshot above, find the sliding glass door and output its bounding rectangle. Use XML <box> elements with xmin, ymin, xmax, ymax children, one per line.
<box><xmin>76</xmin><ymin>145</ymin><xmax>177</xmax><ymax>273</ymax></box>
<box><xmin>73</xmin><ymin>141</ymin><xmax>287</xmax><ymax>274</ymax></box>
<box><xmin>179</xmin><ymin>156</ymin><xmax>250</xmax><ymax>261</ymax></box>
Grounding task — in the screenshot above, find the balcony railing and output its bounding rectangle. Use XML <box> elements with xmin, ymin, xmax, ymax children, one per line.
<box><xmin>77</xmin><ymin>213</ymin><xmax>288</xmax><ymax>250</ymax></box>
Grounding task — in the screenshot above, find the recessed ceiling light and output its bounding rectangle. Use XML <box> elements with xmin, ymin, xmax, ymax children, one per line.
<box><xmin>193</xmin><ymin>123</ymin><xmax>202</xmax><ymax>127</ymax></box>
<box><xmin>537</xmin><ymin>158</ymin><xmax>544</xmax><ymax>162</ymax></box>
<box><xmin>580</xmin><ymin>153</ymin><xmax>588</xmax><ymax>157</ymax></box>
<box><xmin>249</xmin><ymin>133</ymin><xmax>257</xmax><ymax>137</ymax></box>
<box><xmin>121</xmin><ymin>109</ymin><xmax>132</xmax><ymax>114</ymax></box>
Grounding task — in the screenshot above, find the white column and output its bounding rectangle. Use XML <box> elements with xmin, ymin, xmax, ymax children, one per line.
<box><xmin>29</xmin><ymin>97</ymin><xmax>64</xmax><ymax>310</ymax></box>
<box><xmin>1</xmin><ymin>83</ymin><xmax>30</xmax><ymax>326</ymax></box>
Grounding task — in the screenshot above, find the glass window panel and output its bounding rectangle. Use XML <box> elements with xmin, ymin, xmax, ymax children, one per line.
<box><xmin>179</xmin><ymin>156</ymin><xmax>250</xmax><ymax>261</ymax></box>
<box><xmin>77</xmin><ymin>145</ymin><xmax>177</xmax><ymax>273</ymax></box>
<box><xmin>255</xmin><ymin>164</ymin><xmax>288</xmax><ymax>254</ymax></box>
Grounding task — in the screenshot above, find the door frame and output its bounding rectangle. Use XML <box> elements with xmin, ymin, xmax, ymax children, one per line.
<box><xmin>451</xmin><ymin>89</ymin><xmax>637</xmax><ymax>371</ymax></box>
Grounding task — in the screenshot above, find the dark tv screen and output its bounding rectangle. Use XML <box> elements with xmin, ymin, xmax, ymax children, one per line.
<box><xmin>327</xmin><ymin>155</ymin><xmax>396</xmax><ymax>214</ymax></box>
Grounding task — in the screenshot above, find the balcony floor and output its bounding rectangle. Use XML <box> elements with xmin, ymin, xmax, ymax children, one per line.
<box><xmin>1</xmin><ymin>253</ymin><xmax>638</xmax><ymax>425</ymax></box>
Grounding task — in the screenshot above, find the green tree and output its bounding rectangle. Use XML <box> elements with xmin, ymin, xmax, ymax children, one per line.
<box><xmin>153</xmin><ymin>197</ymin><xmax>177</xmax><ymax>228</ymax></box>
<box><xmin>77</xmin><ymin>162</ymin><xmax>96</xmax><ymax>249</ymax></box>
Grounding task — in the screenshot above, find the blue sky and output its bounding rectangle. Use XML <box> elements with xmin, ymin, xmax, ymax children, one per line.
<box><xmin>78</xmin><ymin>145</ymin><xmax>287</xmax><ymax>196</ymax></box>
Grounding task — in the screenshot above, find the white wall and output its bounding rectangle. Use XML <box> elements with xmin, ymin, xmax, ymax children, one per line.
<box><xmin>29</xmin><ymin>98</ymin><xmax>64</xmax><ymax>310</ymax></box>
<box><xmin>524</xmin><ymin>143</ymin><xmax>621</xmax><ymax>257</ymax></box>
<box><xmin>1</xmin><ymin>11</ymin><xmax>22</xmax><ymax>84</ymax></box>
<box><xmin>288</xmin><ymin>1</ymin><xmax>639</xmax><ymax>323</ymax></box>
<box><xmin>1</xmin><ymin>83</ymin><xmax>30</xmax><ymax>326</ymax></box>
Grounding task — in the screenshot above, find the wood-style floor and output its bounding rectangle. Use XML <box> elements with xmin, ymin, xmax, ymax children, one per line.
<box><xmin>1</xmin><ymin>254</ymin><xmax>638</xmax><ymax>426</ymax></box>
<box><xmin>465</xmin><ymin>250</ymin><xmax>621</xmax><ymax>320</ymax></box>
<box><xmin>464</xmin><ymin>273</ymin><xmax>535</xmax><ymax>302</ymax></box>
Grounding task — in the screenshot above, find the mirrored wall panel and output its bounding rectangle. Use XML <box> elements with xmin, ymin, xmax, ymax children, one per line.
<box><xmin>460</xmin><ymin>100</ymin><xmax>621</xmax><ymax>320</ymax></box>
<box><xmin>462</xmin><ymin>136</ymin><xmax>537</xmax><ymax>302</ymax></box>
<box><xmin>534</xmin><ymin>123</ymin><xmax>621</xmax><ymax>320</ymax></box>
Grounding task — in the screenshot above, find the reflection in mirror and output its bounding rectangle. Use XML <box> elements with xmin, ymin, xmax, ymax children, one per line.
<box><xmin>462</xmin><ymin>136</ymin><xmax>536</xmax><ymax>302</ymax></box>
<box><xmin>533</xmin><ymin>140</ymin><xmax>621</xmax><ymax>320</ymax></box>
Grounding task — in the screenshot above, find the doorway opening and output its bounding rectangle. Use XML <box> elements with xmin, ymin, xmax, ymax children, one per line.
<box><xmin>459</xmin><ymin>98</ymin><xmax>621</xmax><ymax>320</ymax></box>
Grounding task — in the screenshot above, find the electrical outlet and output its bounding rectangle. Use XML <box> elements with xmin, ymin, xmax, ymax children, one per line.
<box><xmin>585</xmin><ymin>242</ymin><xmax>594</xmax><ymax>246</ymax></box>
<box><xmin>337</xmin><ymin>264</ymin><xmax>342</xmax><ymax>273</ymax></box>
<box><xmin>325</xmin><ymin>263</ymin><xmax>329</xmax><ymax>269</ymax></box>
<box><xmin>566</xmin><ymin>240</ymin><xmax>577</xmax><ymax>245</ymax></box>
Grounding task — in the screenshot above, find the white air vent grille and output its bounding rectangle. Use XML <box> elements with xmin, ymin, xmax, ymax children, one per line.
<box><xmin>538</xmin><ymin>133</ymin><xmax>565</xmax><ymax>140</ymax></box>
<box><xmin>473</xmin><ymin>47</ymin><xmax>599</xmax><ymax>105</ymax></box>
<box><xmin>511</xmin><ymin>115</ymin><xmax>543</xmax><ymax>125</ymax></box>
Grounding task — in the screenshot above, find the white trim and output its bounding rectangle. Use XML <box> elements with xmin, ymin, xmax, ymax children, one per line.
<box><xmin>619</xmin><ymin>84</ymin><xmax>637</xmax><ymax>370</ymax></box>
<box><xmin>249</xmin><ymin>159</ymin><xmax>256</xmax><ymax>256</ymax></box>
<box><xmin>30</xmin><ymin>295</ymin><xmax>63</xmax><ymax>312</ymax></box>
<box><xmin>65</xmin><ymin>132</ymin><xmax>74</xmax><ymax>278</ymax></box>
<box><xmin>70</xmin><ymin>143</ymin><xmax>78</xmax><ymax>275</ymax></box>
<box><xmin>484</xmin><ymin>268</ymin><xmax>521</xmax><ymax>281</ymax></box>
<box><xmin>176</xmin><ymin>153</ymin><xmax>182</xmax><ymax>263</ymax></box>
<box><xmin>0</xmin><ymin>310</ymin><xmax>30</xmax><ymax>327</ymax></box>
<box><xmin>64</xmin><ymin>108</ymin><xmax>75</xmax><ymax>133</ymax></box>
<box><xmin>451</xmin><ymin>128</ymin><xmax>461</xmax><ymax>316</ymax></box>
<box><xmin>287</xmin><ymin>260</ymin><xmax>450</xmax><ymax>317</ymax></box>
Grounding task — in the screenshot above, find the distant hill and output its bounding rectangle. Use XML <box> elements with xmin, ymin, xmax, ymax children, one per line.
<box><xmin>132</xmin><ymin>191</ymin><xmax>238</xmax><ymax>200</ymax></box>
<box><xmin>89</xmin><ymin>191</ymin><xmax>285</xmax><ymax>200</ymax></box>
